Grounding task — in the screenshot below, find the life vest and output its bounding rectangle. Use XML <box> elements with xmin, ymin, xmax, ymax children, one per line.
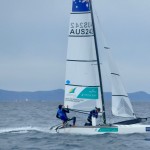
<box><xmin>88</xmin><ymin>109</ymin><xmax>98</xmax><ymax>120</ymax></box>
<box><xmin>57</xmin><ymin>109</ymin><xmax>68</xmax><ymax>121</ymax></box>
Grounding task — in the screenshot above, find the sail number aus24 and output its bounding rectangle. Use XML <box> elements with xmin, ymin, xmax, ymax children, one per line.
<box><xmin>70</xmin><ymin>22</ymin><xmax>93</xmax><ymax>35</ymax></box>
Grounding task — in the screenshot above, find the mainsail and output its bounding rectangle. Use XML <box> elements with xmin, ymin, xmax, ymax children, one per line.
<box><xmin>105</xmin><ymin>47</ymin><xmax>135</xmax><ymax>118</ymax></box>
<box><xmin>64</xmin><ymin>0</ymin><xmax>103</xmax><ymax>111</ymax></box>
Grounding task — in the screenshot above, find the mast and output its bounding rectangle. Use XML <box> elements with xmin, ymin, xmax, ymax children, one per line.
<box><xmin>89</xmin><ymin>0</ymin><xmax>106</xmax><ymax>124</ymax></box>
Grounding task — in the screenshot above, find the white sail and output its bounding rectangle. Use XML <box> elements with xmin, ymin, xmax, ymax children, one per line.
<box><xmin>64</xmin><ymin>0</ymin><xmax>102</xmax><ymax>111</ymax></box>
<box><xmin>105</xmin><ymin>47</ymin><xmax>135</xmax><ymax>118</ymax></box>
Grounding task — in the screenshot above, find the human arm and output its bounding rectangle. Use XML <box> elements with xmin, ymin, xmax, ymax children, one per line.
<box><xmin>56</xmin><ymin>113</ymin><xmax>60</xmax><ymax>119</ymax></box>
<box><xmin>62</xmin><ymin>107</ymin><xmax>69</xmax><ymax>113</ymax></box>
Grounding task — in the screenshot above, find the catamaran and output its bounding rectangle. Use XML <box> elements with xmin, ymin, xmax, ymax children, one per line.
<box><xmin>51</xmin><ymin>0</ymin><xmax>150</xmax><ymax>134</ymax></box>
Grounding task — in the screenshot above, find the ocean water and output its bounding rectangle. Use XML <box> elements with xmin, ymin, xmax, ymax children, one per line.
<box><xmin>0</xmin><ymin>101</ymin><xmax>150</xmax><ymax>150</ymax></box>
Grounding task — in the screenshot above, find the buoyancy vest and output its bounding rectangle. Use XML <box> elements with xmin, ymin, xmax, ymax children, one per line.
<box><xmin>88</xmin><ymin>109</ymin><xmax>98</xmax><ymax>120</ymax></box>
<box><xmin>57</xmin><ymin>109</ymin><xmax>68</xmax><ymax>121</ymax></box>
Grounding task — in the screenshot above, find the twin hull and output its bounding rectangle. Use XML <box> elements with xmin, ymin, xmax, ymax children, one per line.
<box><xmin>54</xmin><ymin>124</ymin><xmax>150</xmax><ymax>135</ymax></box>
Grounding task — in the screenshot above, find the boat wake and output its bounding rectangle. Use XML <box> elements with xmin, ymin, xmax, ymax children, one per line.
<box><xmin>0</xmin><ymin>126</ymin><xmax>51</xmax><ymax>134</ymax></box>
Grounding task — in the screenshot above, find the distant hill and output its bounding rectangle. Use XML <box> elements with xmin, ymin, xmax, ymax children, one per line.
<box><xmin>0</xmin><ymin>89</ymin><xmax>64</xmax><ymax>101</ymax></box>
<box><xmin>128</xmin><ymin>91</ymin><xmax>150</xmax><ymax>101</ymax></box>
<box><xmin>0</xmin><ymin>89</ymin><xmax>149</xmax><ymax>101</ymax></box>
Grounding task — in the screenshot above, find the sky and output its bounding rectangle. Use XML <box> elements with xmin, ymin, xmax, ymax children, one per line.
<box><xmin>0</xmin><ymin>0</ymin><xmax>150</xmax><ymax>93</ymax></box>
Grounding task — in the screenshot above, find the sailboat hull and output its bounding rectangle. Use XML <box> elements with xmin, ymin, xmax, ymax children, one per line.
<box><xmin>51</xmin><ymin>124</ymin><xmax>150</xmax><ymax>135</ymax></box>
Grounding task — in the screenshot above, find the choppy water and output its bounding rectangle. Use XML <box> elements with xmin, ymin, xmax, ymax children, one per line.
<box><xmin>0</xmin><ymin>101</ymin><xmax>150</xmax><ymax>150</ymax></box>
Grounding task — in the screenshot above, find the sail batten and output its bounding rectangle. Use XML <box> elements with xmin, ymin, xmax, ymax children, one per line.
<box><xmin>111</xmin><ymin>73</ymin><xmax>120</xmax><ymax>76</ymax></box>
<box><xmin>112</xmin><ymin>95</ymin><xmax>128</xmax><ymax>97</ymax></box>
<box><xmin>71</xmin><ymin>12</ymin><xmax>91</xmax><ymax>15</ymax></box>
<box><xmin>67</xmin><ymin>59</ymin><xmax>97</xmax><ymax>62</ymax></box>
<box><xmin>65</xmin><ymin>84</ymin><xmax>100</xmax><ymax>87</ymax></box>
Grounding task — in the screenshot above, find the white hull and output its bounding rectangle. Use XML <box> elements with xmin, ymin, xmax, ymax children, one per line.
<box><xmin>51</xmin><ymin>124</ymin><xmax>150</xmax><ymax>135</ymax></box>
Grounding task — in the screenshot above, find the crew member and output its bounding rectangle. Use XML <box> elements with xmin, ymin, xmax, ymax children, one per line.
<box><xmin>56</xmin><ymin>105</ymin><xmax>76</xmax><ymax>127</ymax></box>
<box><xmin>85</xmin><ymin>107</ymin><xmax>101</xmax><ymax>126</ymax></box>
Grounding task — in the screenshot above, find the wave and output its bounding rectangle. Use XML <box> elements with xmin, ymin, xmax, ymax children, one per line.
<box><xmin>0</xmin><ymin>126</ymin><xmax>51</xmax><ymax>134</ymax></box>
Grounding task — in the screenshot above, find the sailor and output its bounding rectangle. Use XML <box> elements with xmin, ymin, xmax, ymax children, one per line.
<box><xmin>56</xmin><ymin>105</ymin><xmax>76</xmax><ymax>127</ymax></box>
<box><xmin>85</xmin><ymin>107</ymin><xmax>100</xmax><ymax>126</ymax></box>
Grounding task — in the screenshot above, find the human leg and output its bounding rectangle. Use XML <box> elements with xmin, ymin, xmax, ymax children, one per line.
<box><xmin>68</xmin><ymin>117</ymin><xmax>76</xmax><ymax>126</ymax></box>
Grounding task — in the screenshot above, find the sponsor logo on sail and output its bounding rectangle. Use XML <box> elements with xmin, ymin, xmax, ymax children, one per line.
<box><xmin>66</xmin><ymin>80</ymin><xmax>71</xmax><ymax>85</ymax></box>
<box><xmin>69</xmin><ymin>88</ymin><xmax>76</xmax><ymax>94</ymax></box>
<box><xmin>77</xmin><ymin>87</ymin><xmax>98</xmax><ymax>100</ymax></box>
